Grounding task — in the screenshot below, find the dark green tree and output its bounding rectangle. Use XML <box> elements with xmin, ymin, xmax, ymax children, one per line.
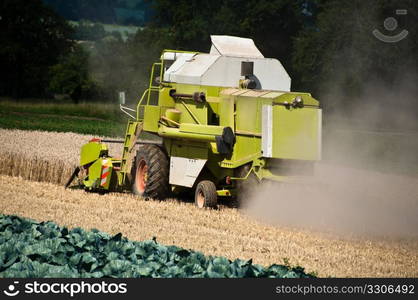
<box><xmin>292</xmin><ymin>0</ymin><xmax>417</xmax><ymax>112</ymax></box>
<box><xmin>150</xmin><ymin>0</ymin><xmax>303</xmax><ymax>75</ymax></box>
<box><xmin>88</xmin><ymin>0</ymin><xmax>304</xmax><ymax>103</ymax></box>
<box><xmin>0</xmin><ymin>0</ymin><xmax>74</xmax><ymax>98</ymax></box>
<box><xmin>43</xmin><ymin>0</ymin><xmax>117</xmax><ymax>24</ymax></box>
<box><xmin>48</xmin><ymin>45</ymin><xmax>96</xmax><ymax>103</ymax></box>
<box><xmin>85</xmin><ymin>26</ymin><xmax>174</xmax><ymax>103</ymax></box>
<box><xmin>73</xmin><ymin>20</ymin><xmax>106</xmax><ymax>41</ymax></box>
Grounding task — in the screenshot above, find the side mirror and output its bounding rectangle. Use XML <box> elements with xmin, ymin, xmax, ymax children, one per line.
<box><xmin>119</xmin><ymin>91</ymin><xmax>126</xmax><ymax>105</ymax></box>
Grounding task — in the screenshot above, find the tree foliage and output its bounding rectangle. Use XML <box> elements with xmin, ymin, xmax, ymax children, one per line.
<box><xmin>151</xmin><ymin>0</ymin><xmax>303</xmax><ymax>73</ymax></box>
<box><xmin>1</xmin><ymin>0</ymin><xmax>416</xmax><ymax>119</ymax></box>
<box><xmin>0</xmin><ymin>0</ymin><xmax>74</xmax><ymax>98</ymax></box>
<box><xmin>292</xmin><ymin>0</ymin><xmax>417</xmax><ymax>111</ymax></box>
<box><xmin>42</xmin><ymin>0</ymin><xmax>152</xmax><ymax>26</ymax></box>
<box><xmin>43</xmin><ymin>0</ymin><xmax>117</xmax><ymax>24</ymax></box>
<box><xmin>85</xmin><ymin>26</ymin><xmax>174</xmax><ymax>103</ymax></box>
<box><xmin>72</xmin><ymin>20</ymin><xmax>107</xmax><ymax>41</ymax></box>
<box><xmin>48</xmin><ymin>45</ymin><xmax>96</xmax><ymax>103</ymax></box>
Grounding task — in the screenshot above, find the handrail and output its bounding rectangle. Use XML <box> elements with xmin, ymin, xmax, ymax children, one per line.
<box><xmin>136</xmin><ymin>49</ymin><xmax>200</xmax><ymax>121</ymax></box>
<box><xmin>136</xmin><ymin>87</ymin><xmax>159</xmax><ymax>120</ymax></box>
<box><xmin>147</xmin><ymin>62</ymin><xmax>162</xmax><ymax>104</ymax></box>
<box><xmin>136</xmin><ymin>89</ymin><xmax>149</xmax><ymax>120</ymax></box>
<box><xmin>119</xmin><ymin>104</ymin><xmax>136</xmax><ymax>119</ymax></box>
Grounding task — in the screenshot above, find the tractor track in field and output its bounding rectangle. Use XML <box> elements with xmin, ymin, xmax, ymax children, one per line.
<box><xmin>0</xmin><ymin>128</ymin><xmax>418</xmax><ymax>277</ymax></box>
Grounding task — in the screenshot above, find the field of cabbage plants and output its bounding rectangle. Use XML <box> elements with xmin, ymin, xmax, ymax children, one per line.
<box><xmin>0</xmin><ymin>214</ymin><xmax>313</xmax><ymax>278</ymax></box>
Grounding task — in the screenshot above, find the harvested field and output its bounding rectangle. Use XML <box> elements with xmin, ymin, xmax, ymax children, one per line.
<box><xmin>1</xmin><ymin>175</ymin><xmax>417</xmax><ymax>277</ymax></box>
<box><xmin>1</xmin><ymin>128</ymin><xmax>417</xmax><ymax>277</ymax></box>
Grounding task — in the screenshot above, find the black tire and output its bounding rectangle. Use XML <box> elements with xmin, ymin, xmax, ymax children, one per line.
<box><xmin>234</xmin><ymin>163</ymin><xmax>259</xmax><ymax>208</ymax></box>
<box><xmin>132</xmin><ymin>144</ymin><xmax>169</xmax><ymax>199</ymax></box>
<box><xmin>195</xmin><ymin>180</ymin><xmax>218</xmax><ymax>208</ymax></box>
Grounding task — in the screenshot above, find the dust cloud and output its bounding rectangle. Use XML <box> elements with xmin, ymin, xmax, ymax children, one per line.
<box><xmin>243</xmin><ymin>73</ymin><xmax>418</xmax><ymax>238</ymax></box>
<box><xmin>243</xmin><ymin>162</ymin><xmax>418</xmax><ymax>238</ymax></box>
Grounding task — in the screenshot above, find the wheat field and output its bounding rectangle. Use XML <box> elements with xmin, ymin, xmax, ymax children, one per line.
<box><xmin>0</xmin><ymin>128</ymin><xmax>417</xmax><ymax>277</ymax></box>
<box><xmin>0</xmin><ymin>175</ymin><xmax>417</xmax><ymax>277</ymax></box>
<box><xmin>0</xmin><ymin>129</ymin><xmax>121</xmax><ymax>185</ymax></box>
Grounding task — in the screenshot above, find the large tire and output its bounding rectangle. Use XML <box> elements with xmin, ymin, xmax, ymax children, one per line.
<box><xmin>234</xmin><ymin>163</ymin><xmax>259</xmax><ymax>208</ymax></box>
<box><xmin>195</xmin><ymin>180</ymin><xmax>218</xmax><ymax>208</ymax></box>
<box><xmin>132</xmin><ymin>144</ymin><xmax>169</xmax><ymax>199</ymax></box>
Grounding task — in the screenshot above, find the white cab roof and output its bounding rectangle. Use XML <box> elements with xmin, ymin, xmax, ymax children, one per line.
<box><xmin>163</xmin><ymin>35</ymin><xmax>291</xmax><ymax>91</ymax></box>
<box><xmin>209</xmin><ymin>35</ymin><xmax>264</xmax><ymax>58</ymax></box>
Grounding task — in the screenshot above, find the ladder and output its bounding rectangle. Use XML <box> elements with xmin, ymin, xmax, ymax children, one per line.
<box><xmin>119</xmin><ymin>120</ymin><xmax>143</xmax><ymax>186</ymax></box>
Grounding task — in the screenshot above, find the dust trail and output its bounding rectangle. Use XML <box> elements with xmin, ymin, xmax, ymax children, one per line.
<box><xmin>243</xmin><ymin>162</ymin><xmax>418</xmax><ymax>237</ymax></box>
<box><xmin>243</xmin><ymin>75</ymin><xmax>418</xmax><ymax>238</ymax></box>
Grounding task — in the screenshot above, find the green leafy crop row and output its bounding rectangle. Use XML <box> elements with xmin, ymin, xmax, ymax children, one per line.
<box><xmin>0</xmin><ymin>214</ymin><xmax>314</xmax><ymax>278</ymax></box>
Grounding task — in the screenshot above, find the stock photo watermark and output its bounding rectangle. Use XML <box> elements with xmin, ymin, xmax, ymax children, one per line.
<box><xmin>372</xmin><ymin>9</ymin><xmax>409</xmax><ymax>43</ymax></box>
<box><xmin>2</xmin><ymin>280</ymin><xmax>128</xmax><ymax>297</ymax></box>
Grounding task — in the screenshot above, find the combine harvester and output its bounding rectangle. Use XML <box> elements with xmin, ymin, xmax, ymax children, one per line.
<box><xmin>66</xmin><ymin>36</ymin><xmax>322</xmax><ymax>208</ymax></box>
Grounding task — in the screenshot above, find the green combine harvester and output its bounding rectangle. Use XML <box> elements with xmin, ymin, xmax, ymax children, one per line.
<box><xmin>66</xmin><ymin>36</ymin><xmax>322</xmax><ymax>208</ymax></box>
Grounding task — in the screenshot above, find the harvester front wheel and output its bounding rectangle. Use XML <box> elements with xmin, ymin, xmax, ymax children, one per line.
<box><xmin>132</xmin><ymin>144</ymin><xmax>169</xmax><ymax>200</ymax></box>
<box><xmin>195</xmin><ymin>180</ymin><xmax>218</xmax><ymax>208</ymax></box>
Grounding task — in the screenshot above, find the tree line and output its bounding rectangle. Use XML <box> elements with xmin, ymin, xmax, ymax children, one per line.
<box><xmin>42</xmin><ymin>0</ymin><xmax>153</xmax><ymax>26</ymax></box>
<box><xmin>0</xmin><ymin>0</ymin><xmax>416</xmax><ymax>118</ymax></box>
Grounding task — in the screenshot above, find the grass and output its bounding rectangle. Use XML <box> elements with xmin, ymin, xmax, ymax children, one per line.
<box><xmin>0</xmin><ymin>100</ymin><xmax>127</xmax><ymax>137</ymax></box>
<box><xmin>0</xmin><ymin>100</ymin><xmax>122</xmax><ymax>120</ymax></box>
<box><xmin>0</xmin><ymin>112</ymin><xmax>125</xmax><ymax>137</ymax></box>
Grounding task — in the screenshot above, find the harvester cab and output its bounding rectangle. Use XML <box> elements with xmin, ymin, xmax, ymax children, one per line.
<box><xmin>69</xmin><ymin>35</ymin><xmax>322</xmax><ymax>208</ymax></box>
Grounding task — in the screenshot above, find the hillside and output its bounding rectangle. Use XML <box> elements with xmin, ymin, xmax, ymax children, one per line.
<box><xmin>42</xmin><ymin>0</ymin><xmax>153</xmax><ymax>26</ymax></box>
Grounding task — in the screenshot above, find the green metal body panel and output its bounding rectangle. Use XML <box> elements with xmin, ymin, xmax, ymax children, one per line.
<box><xmin>170</xmin><ymin>141</ymin><xmax>208</xmax><ymax>160</ymax></box>
<box><xmin>143</xmin><ymin>106</ymin><xmax>161</xmax><ymax>132</ymax></box>
<box><xmin>216</xmin><ymin>189</ymin><xmax>232</xmax><ymax>197</ymax></box>
<box><xmin>235</xmin><ymin>96</ymin><xmax>260</xmax><ymax>133</ymax></box>
<box><xmin>272</xmin><ymin>106</ymin><xmax>321</xmax><ymax>160</ymax></box>
<box><xmin>80</xmin><ymin>142</ymin><xmax>108</xmax><ymax>166</ymax></box>
<box><xmin>78</xmin><ymin>49</ymin><xmax>321</xmax><ymax>197</ymax></box>
<box><xmin>158</xmin><ymin>87</ymin><xmax>176</xmax><ymax>107</ymax></box>
<box><xmin>219</xmin><ymin>94</ymin><xmax>234</xmax><ymax>128</ymax></box>
<box><xmin>158</xmin><ymin>126</ymin><xmax>217</xmax><ymax>142</ymax></box>
<box><xmin>80</xmin><ymin>145</ymin><xmax>119</xmax><ymax>191</ymax></box>
<box><xmin>82</xmin><ymin>158</ymin><xmax>102</xmax><ymax>189</ymax></box>
<box><xmin>82</xmin><ymin>158</ymin><xmax>113</xmax><ymax>189</ymax></box>
<box><xmin>222</xmin><ymin>135</ymin><xmax>261</xmax><ymax>168</ymax></box>
<box><xmin>176</xmin><ymin>99</ymin><xmax>207</xmax><ymax>125</ymax></box>
<box><xmin>179</xmin><ymin>123</ymin><xmax>224</xmax><ymax>136</ymax></box>
<box><xmin>137</xmin><ymin>81</ymin><xmax>321</xmax><ymax>185</ymax></box>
